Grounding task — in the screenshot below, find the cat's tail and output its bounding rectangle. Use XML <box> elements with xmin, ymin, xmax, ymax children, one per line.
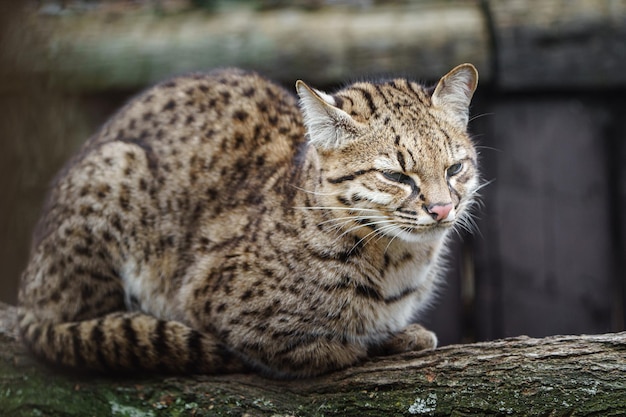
<box><xmin>17</xmin><ymin>309</ymin><xmax>246</xmax><ymax>374</ymax></box>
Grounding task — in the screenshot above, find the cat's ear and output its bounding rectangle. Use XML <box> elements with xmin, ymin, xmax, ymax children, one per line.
<box><xmin>296</xmin><ymin>80</ymin><xmax>363</xmax><ymax>149</ymax></box>
<box><xmin>431</xmin><ymin>63</ymin><xmax>479</xmax><ymax>128</ymax></box>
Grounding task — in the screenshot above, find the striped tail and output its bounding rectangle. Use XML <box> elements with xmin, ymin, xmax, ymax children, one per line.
<box><xmin>18</xmin><ymin>310</ymin><xmax>246</xmax><ymax>374</ymax></box>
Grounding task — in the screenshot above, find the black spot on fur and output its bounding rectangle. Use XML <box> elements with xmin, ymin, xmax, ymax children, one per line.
<box><xmin>163</xmin><ymin>100</ymin><xmax>176</xmax><ymax>111</ymax></box>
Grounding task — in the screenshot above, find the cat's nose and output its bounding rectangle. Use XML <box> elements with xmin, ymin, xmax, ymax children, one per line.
<box><xmin>426</xmin><ymin>203</ymin><xmax>454</xmax><ymax>221</ymax></box>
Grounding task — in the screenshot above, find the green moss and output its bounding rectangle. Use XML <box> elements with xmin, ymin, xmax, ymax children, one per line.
<box><xmin>0</xmin><ymin>364</ymin><xmax>110</xmax><ymax>416</ymax></box>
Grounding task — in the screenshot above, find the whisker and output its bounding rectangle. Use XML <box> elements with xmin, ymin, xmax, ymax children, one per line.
<box><xmin>371</xmin><ymin>224</ymin><xmax>401</xmax><ymax>247</ymax></box>
<box><xmin>475</xmin><ymin>145</ymin><xmax>502</xmax><ymax>153</ymax></box>
<box><xmin>451</xmin><ymin>207</ymin><xmax>480</xmax><ymax>237</ymax></box>
<box><xmin>462</xmin><ymin>212</ymin><xmax>481</xmax><ymax>236</ymax></box>
<box><xmin>333</xmin><ymin>219</ymin><xmax>397</xmax><ymax>247</ymax></box>
<box><xmin>348</xmin><ymin>222</ymin><xmax>400</xmax><ymax>253</ymax></box>
<box><xmin>365</xmin><ymin>222</ymin><xmax>402</xmax><ymax>247</ymax></box>
<box><xmin>320</xmin><ymin>218</ymin><xmax>377</xmax><ymax>235</ymax></box>
<box><xmin>451</xmin><ymin>219</ymin><xmax>468</xmax><ymax>238</ymax></box>
<box><xmin>469</xmin><ymin>112</ymin><xmax>494</xmax><ymax>122</ymax></box>
<box><xmin>319</xmin><ymin>216</ymin><xmax>393</xmax><ymax>240</ymax></box>
<box><xmin>289</xmin><ymin>184</ymin><xmax>342</xmax><ymax>196</ymax></box>
<box><xmin>316</xmin><ymin>215</ymin><xmax>388</xmax><ymax>227</ymax></box>
<box><xmin>472</xmin><ymin>178</ymin><xmax>495</xmax><ymax>194</ymax></box>
<box><xmin>337</xmin><ymin>219</ymin><xmax>397</xmax><ymax>240</ymax></box>
<box><xmin>349</xmin><ymin>228</ymin><xmax>383</xmax><ymax>254</ymax></box>
<box><xmin>384</xmin><ymin>225</ymin><xmax>404</xmax><ymax>254</ymax></box>
<box><xmin>294</xmin><ymin>206</ymin><xmax>380</xmax><ymax>213</ymax></box>
<box><xmin>316</xmin><ymin>214</ymin><xmax>389</xmax><ymax>234</ymax></box>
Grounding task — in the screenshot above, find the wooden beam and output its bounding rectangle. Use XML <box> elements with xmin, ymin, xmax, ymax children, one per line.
<box><xmin>3</xmin><ymin>2</ymin><xmax>490</xmax><ymax>92</ymax></box>
<box><xmin>5</xmin><ymin>1</ymin><xmax>626</xmax><ymax>92</ymax></box>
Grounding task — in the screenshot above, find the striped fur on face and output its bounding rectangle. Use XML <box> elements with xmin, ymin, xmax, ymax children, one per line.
<box><xmin>297</xmin><ymin>64</ymin><xmax>480</xmax><ymax>243</ymax></box>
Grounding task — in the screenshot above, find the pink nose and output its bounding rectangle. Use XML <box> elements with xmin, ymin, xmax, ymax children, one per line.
<box><xmin>427</xmin><ymin>203</ymin><xmax>453</xmax><ymax>221</ymax></box>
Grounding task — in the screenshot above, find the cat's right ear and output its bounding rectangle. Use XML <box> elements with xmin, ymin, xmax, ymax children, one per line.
<box><xmin>431</xmin><ymin>63</ymin><xmax>479</xmax><ymax>128</ymax></box>
<box><xmin>296</xmin><ymin>81</ymin><xmax>363</xmax><ymax>150</ymax></box>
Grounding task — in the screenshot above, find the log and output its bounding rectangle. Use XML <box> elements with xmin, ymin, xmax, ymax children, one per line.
<box><xmin>6</xmin><ymin>0</ymin><xmax>626</xmax><ymax>93</ymax></box>
<box><xmin>1</xmin><ymin>302</ymin><xmax>625</xmax><ymax>416</ymax></box>
<box><xmin>3</xmin><ymin>1</ymin><xmax>490</xmax><ymax>92</ymax></box>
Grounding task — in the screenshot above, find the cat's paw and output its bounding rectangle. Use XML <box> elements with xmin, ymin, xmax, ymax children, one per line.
<box><xmin>379</xmin><ymin>323</ymin><xmax>438</xmax><ymax>355</ymax></box>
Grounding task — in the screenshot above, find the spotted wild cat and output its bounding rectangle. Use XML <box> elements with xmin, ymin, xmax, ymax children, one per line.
<box><xmin>18</xmin><ymin>64</ymin><xmax>480</xmax><ymax>378</ymax></box>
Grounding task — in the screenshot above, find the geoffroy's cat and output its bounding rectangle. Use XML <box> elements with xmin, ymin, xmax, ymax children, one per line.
<box><xmin>18</xmin><ymin>64</ymin><xmax>480</xmax><ymax>378</ymax></box>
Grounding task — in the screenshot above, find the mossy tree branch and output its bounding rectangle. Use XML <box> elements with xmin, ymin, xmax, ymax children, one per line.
<box><xmin>1</xmin><ymin>303</ymin><xmax>625</xmax><ymax>416</ymax></box>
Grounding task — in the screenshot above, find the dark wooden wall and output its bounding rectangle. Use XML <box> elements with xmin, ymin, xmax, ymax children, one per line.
<box><xmin>423</xmin><ymin>90</ymin><xmax>626</xmax><ymax>345</ymax></box>
<box><xmin>1</xmin><ymin>0</ymin><xmax>625</xmax><ymax>345</ymax></box>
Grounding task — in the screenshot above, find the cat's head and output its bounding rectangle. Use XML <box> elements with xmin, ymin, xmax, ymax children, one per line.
<box><xmin>296</xmin><ymin>64</ymin><xmax>480</xmax><ymax>243</ymax></box>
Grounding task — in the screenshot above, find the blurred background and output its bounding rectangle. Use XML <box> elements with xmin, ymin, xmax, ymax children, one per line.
<box><xmin>1</xmin><ymin>0</ymin><xmax>624</xmax><ymax>345</ymax></box>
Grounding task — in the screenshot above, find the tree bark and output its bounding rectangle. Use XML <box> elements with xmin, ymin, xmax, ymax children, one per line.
<box><xmin>1</xmin><ymin>302</ymin><xmax>625</xmax><ymax>416</ymax></box>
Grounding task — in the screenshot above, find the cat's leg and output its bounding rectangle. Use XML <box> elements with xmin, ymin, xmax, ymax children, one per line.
<box><xmin>377</xmin><ymin>323</ymin><xmax>438</xmax><ymax>355</ymax></box>
<box><xmin>250</xmin><ymin>336</ymin><xmax>369</xmax><ymax>378</ymax></box>
<box><xmin>218</xmin><ymin>322</ymin><xmax>434</xmax><ymax>378</ymax></box>
<box><xmin>263</xmin><ymin>327</ymin><xmax>436</xmax><ymax>378</ymax></box>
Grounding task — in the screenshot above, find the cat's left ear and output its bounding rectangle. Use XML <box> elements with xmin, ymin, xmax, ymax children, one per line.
<box><xmin>296</xmin><ymin>80</ymin><xmax>363</xmax><ymax>150</ymax></box>
<box><xmin>431</xmin><ymin>63</ymin><xmax>479</xmax><ymax>128</ymax></box>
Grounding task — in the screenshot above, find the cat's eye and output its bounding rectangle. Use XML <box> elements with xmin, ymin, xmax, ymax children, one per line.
<box><xmin>383</xmin><ymin>171</ymin><xmax>414</xmax><ymax>186</ymax></box>
<box><xmin>447</xmin><ymin>163</ymin><xmax>463</xmax><ymax>177</ymax></box>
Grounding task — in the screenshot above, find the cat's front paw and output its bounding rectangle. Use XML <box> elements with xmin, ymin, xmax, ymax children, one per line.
<box><xmin>379</xmin><ymin>323</ymin><xmax>438</xmax><ymax>355</ymax></box>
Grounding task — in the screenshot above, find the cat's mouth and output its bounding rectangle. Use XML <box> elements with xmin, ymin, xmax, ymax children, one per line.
<box><xmin>392</xmin><ymin>225</ymin><xmax>450</xmax><ymax>242</ymax></box>
<box><xmin>390</xmin><ymin>216</ymin><xmax>455</xmax><ymax>242</ymax></box>
<box><xmin>324</xmin><ymin>207</ymin><xmax>455</xmax><ymax>243</ymax></box>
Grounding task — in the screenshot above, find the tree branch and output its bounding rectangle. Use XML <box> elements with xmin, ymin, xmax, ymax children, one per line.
<box><xmin>1</xmin><ymin>302</ymin><xmax>624</xmax><ymax>416</ymax></box>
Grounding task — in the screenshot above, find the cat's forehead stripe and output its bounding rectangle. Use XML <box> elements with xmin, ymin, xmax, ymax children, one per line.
<box><xmin>336</xmin><ymin>79</ymin><xmax>437</xmax><ymax>126</ymax></box>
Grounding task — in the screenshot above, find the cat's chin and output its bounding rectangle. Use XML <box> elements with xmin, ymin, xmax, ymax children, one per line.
<box><xmin>393</xmin><ymin>224</ymin><xmax>452</xmax><ymax>243</ymax></box>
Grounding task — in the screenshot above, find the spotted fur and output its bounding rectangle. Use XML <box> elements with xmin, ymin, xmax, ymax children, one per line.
<box><xmin>18</xmin><ymin>64</ymin><xmax>479</xmax><ymax>378</ymax></box>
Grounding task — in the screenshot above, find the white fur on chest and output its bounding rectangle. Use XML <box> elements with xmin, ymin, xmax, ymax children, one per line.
<box><xmin>372</xmin><ymin>243</ymin><xmax>445</xmax><ymax>334</ymax></box>
<box><xmin>120</xmin><ymin>260</ymin><xmax>183</xmax><ymax>321</ymax></box>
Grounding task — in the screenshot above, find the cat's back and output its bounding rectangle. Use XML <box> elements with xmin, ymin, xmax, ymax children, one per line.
<box><xmin>91</xmin><ymin>68</ymin><xmax>304</xmax><ymax>179</ymax></box>
<box><xmin>35</xmin><ymin>69</ymin><xmax>306</xmax><ymax>243</ymax></box>
<box><xmin>23</xmin><ymin>68</ymin><xmax>309</xmax><ymax>323</ymax></box>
